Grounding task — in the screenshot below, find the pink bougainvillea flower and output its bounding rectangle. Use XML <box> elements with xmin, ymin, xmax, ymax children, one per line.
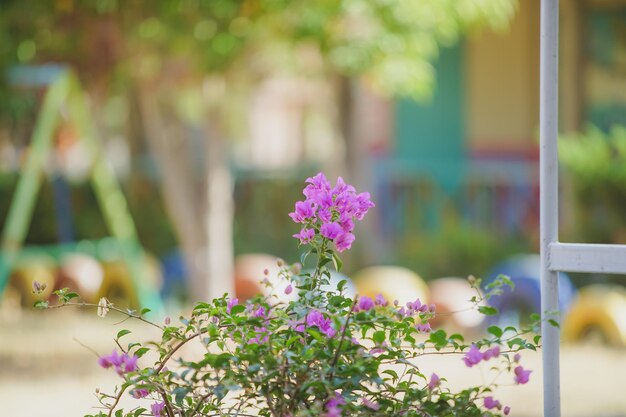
<box><xmin>131</xmin><ymin>389</ymin><xmax>149</xmax><ymax>399</ymax></box>
<box><xmin>374</xmin><ymin>293</ymin><xmax>388</xmax><ymax>307</ymax></box>
<box><xmin>326</xmin><ymin>392</ymin><xmax>345</xmax><ymax>409</ymax></box>
<box><xmin>288</xmin><ymin>200</ymin><xmax>316</xmax><ymax>223</ymax></box>
<box><xmin>484</xmin><ymin>396</ymin><xmax>501</xmax><ymax>410</ymax></box>
<box><xmin>98</xmin><ymin>350</ymin><xmax>138</xmax><ymax>376</ymax></box>
<box><xmin>290</xmin><ymin>173</ymin><xmax>374</xmax><ymax>252</ymax></box>
<box><xmin>406</xmin><ymin>298</ymin><xmax>423</xmax><ymax>313</ymax></box>
<box><xmin>306</xmin><ymin>310</ymin><xmax>336</xmax><ymax>338</ymax></box>
<box><xmin>98</xmin><ymin>349</ymin><xmax>122</xmax><ymax>369</ymax></box>
<box><xmin>151</xmin><ymin>401</ymin><xmax>166</xmax><ymax>417</ymax></box>
<box><xmin>514</xmin><ymin>365</ymin><xmax>532</xmax><ymax>384</ymax></box>
<box><xmin>482</xmin><ymin>345</ymin><xmax>500</xmax><ymax>361</ymax></box>
<box><xmin>122</xmin><ymin>354</ymin><xmax>138</xmax><ymax>374</ymax></box>
<box><xmin>284</xmin><ymin>284</ymin><xmax>293</xmax><ymax>295</ymax></box>
<box><xmin>357</xmin><ymin>296</ymin><xmax>375</xmax><ymax>311</ymax></box>
<box><xmin>293</xmin><ymin>228</ymin><xmax>315</xmax><ymax>244</ymax></box>
<box><xmin>324</xmin><ymin>392</ymin><xmax>345</xmax><ymax>417</ymax></box>
<box><xmin>504</xmin><ymin>406</ymin><xmax>511</xmax><ymax>415</ymax></box>
<box><xmin>320</xmin><ymin>222</ymin><xmax>343</xmax><ymax>240</ymax></box>
<box><xmin>334</xmin><ymin>232</ymin><xmax>355</xmax><ymax>252</ymax></box>
<box><xmin>428</xmin><ymin>373</ymin><xmax>440</xmax><ymax>390</ymax></box>
<box><xmin>247</xmin><ymin>326</ymin><xmax>270</xmax><ymax>345</ymax></box>
<box><xmin>415</xmin><ymin>322</ymin><xmax>431</xmax><ymax>333</ymax></box>
<box><xmin>251</xmin><ymin>306</ymin><xmax>267</xmax><ymax>318</ymax></box>
<box><xmin>462</xmin><ymin>344</ymin><xmax>484</xmax><ymax>367</ymax></box>
<box><xmin>362</xmin><ymin>398</ymin><xmax>380</xmax><ymax>410</ymax></box>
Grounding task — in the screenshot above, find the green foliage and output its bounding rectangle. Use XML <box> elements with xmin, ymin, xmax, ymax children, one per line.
<box><xmin>559</xmin><ymin>125</ymin><xmax>626</xmax><ymax>244</ymax></box>
<box><xmin>37</xmin><ymin>174</ymin><xmax>542</xmax><ymax>417</ymax></box>
<box><xmin>0</xmin><ymin>0</ymin><xmax>518</xmax><ymax>101</ymax></box>
<box><xmin>61</xmin><ymin>272</ymin><xmax>528</xmax><ymax>416</ymax></box>
<box><xmin>44</xmin><ymin>255</ymin><xmax>537</xmax><ymax>417</ymax></box>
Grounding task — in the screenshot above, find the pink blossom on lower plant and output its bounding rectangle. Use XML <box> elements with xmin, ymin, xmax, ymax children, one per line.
<box><xmin>514</xmin><ymin>365</ymin><xmax>532</xmax><ymax>384</ymax></box>
<box><xmin>150</xmin><ymin>401</ymin><xmax>166</xmax><ymax>417</ymax></box>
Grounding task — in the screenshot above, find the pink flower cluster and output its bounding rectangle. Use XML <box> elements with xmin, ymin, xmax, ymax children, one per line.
<box><xmin>324</xmin><ymin>392</ymin><xmax>345</xmax><ymax>417</ymax></box>
<box><xmin>98</xmin><ymin>350</ymin><xmax>138</xmax><ymax>376</ymax></box>
<box><xmin>306</xmin><ymin>310</ymin><xmax>336</xmax><ymax>338</ymax></box>
<box><xmin>396</xmin><ymin>298</ymin><xmax>435</xmax><ymax>317</ymax></box>
<box><xmin>151</xmin><ymin>401</ymin><xmax>166</xmax><ymax>417</ymax></box>
<box><xmin>514</xmin><ymin>365</ymin><xmax>532</xmax><ymax>384</ymax></box>
<box><xmin>462</xmin><ymin>344</ymin><xmax>500</xmax><ymax>367</ymax></box>
<box><xmin>484</xmin><ymin>396</ymin><xmax>510</xmax><ymax>415</ymax></box>
<box><xmin>290</xmin><ymin>173</ymin><xmax>374</xmax><ymax>252</ymax></box>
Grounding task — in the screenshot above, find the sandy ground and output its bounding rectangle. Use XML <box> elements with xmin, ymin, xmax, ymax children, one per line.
<box><xmin>1</xmin><ymin>308</ymin><xmax>626</xmax><ymax>417</ymax></box>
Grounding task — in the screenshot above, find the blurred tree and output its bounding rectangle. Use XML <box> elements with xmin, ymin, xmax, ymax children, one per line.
<box><xmin>559</xmin><ymin>125</ymin><xmax>626</xmax><ymax>244</ymax></box>
<box><xmin>0</xmin><ymin>0</ymin><xmax>518</xmax><ymax>300</ymax></box>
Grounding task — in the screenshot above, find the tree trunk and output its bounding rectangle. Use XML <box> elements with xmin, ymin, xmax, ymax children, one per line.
<box><xmin>202</xmin><ymin>121</ymin><xmax>235</xmax><ymax>299</ymax></box>
<box><xmin>136</xmin><ymin>83</ymin><xmax>210</xmax><ymax>300</ymax></box>
<box><xmin>337</xmin><ymin>76</ymin><xmax>388</xmax><ymax>264</ymax></box>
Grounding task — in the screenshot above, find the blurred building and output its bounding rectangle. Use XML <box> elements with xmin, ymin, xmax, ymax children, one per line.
<box><xmin>377</xmin><ymin>0</ymin><xmax>626</xmax><ymax>241</ymax></box>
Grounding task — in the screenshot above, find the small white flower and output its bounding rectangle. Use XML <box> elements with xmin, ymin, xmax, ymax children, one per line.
<box><xmin>97</xmin><ymin>297</ymin><xmax>110</xmax><ymax>318</ymax></box>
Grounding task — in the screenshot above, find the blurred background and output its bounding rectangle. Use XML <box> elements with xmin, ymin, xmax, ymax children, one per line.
<box><xmin>1</xmin><ymin>0</ymin><xmax>626</xmax><ymax>416</ymax></box>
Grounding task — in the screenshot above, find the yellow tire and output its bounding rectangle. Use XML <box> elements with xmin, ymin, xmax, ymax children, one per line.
<box><xmin>562</xmin><ymin>285</ymin><xmax>626</xmax><ymax>347</ymax></box>
<box><xmin>352</xmin><ymin>266</ymin><xmax>429</xmax><ymax>305</ymax></box>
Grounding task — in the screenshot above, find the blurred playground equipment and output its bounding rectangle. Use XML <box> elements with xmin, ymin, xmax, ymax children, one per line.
<box><xmin>0</xmin><ymin>66</ymin><xmax>163</xmax><ymax>314</ymax></box>
<box><xmin>485</xmin><ymin>254</ymin><xmax>577</xmax><ymax>327</ymax></box>
<box><xmin>562</xmin><ymin>284</ymin><xmax>626</xmax><ymax>347</ymax></box>
<box><xmin>428</xmin><ymin>277</ymin><xmax>485</xmax><ymax>333</ymax></box>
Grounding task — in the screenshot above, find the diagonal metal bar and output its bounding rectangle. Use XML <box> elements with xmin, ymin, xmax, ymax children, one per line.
<box><xmin>0</xmin><ymin>72</ymin><xmax>70</xmax><ymax>296</ymax></box>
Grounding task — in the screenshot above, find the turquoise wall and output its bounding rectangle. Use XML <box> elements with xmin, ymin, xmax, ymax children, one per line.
<box><xmin>394</xmin><ymin>44</ymin><xmax>465</xmax><ymax>192</ymax></box>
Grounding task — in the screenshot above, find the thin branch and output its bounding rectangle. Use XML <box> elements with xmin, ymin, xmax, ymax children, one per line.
<box><xmin>44</xmin><ymin>301</ymin><xmax>164</xmax><ymax>330</ymax></box>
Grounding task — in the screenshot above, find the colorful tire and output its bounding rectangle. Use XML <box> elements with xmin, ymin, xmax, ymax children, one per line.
<box><xmin>234</xmin><ymin>253</ymin><xmax>279</xmax><ymax>301</ymax></box>
<box><xmin>562</xmin><ymin>285</ymin><xmax>626</xmax><ymax>347</ymax></box>
<box><xmin>352</xmin><ymin>266</ymin><xmax>429</xmax><ymax>305</ymax></box>
<box><xmin>486</xmin><ymin>254</ymin><xmax>577</xmax><ymax>326</ymax></box>
<box><xmin>10</xmin><ymin>254</ymin><xmax>57</xmax><ymax>307</ymax></box>
<box><xmin>56</xmin><ymin>254</ymin><xmax>104</xmax><ymax>303</ymax></box>
<box><xmin>428</xmin><ymin>277</ymin><xmax>485</xmax><ymax>331</ymax></box>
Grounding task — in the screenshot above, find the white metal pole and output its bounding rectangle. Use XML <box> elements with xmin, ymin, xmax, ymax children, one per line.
<box><xmin>540</xmin><ymin>1</ymin><xmax>561</xmax><ymax>417</ymax></box>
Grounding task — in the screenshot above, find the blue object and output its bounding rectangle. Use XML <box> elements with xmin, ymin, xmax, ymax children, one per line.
<box><xmin>485</xmin><ymin>254</ymin><xmax>578</xmax><ymax>325</ymax></box>
<box><xmin>161</xmin><ymin>250</ymin><xmax>188</xmax><ymax>298</ymax></box>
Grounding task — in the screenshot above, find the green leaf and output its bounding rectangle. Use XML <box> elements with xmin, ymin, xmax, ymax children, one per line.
<box><xmin>116</xmin><ymin>329</ymin><xmax>131</xmax><ymax>339</ymax></box>
<box><xmin>449</xmin><ymin>333</ymin><xmax>464</xmax><ymax>342</ymax></box>
<box><xmin>428</xmin><ymin>329</ymin><xmax>447</xmax><ymax>348</ymax></box>
<box><xmin>498</xmin><ymin>274</ymin><xmax>515</xmax><ymax>290</ymax></box>
<box><xmin>133</xmin><ymin>409</ymin><xmax>147</xmax><ymax>417</ymax></box>
<box><xmin>487</xmin><ymin>326</ymin><xmax>503</xmax><ymax>338</ymax></box>
<box><xmin>230</xmin><ymin>304</ymin><xmax>245</xmax><ymax>315</ymax></box>
<box><xmin>478</xmin><ymin>306</ymin><xmax>498</xmax><ymax>316</ymax></box>
<box><xmin>382</xmin><ymin>369</ymin><xmax>399</xmax><ymax>381</ymax></box>
<box><xmin>300</xmin><ymin>249</ymin><xmax>313</xmax><ymax>266</ymax></box>
<box><xmin>337</xmin><ymin>279</ymin><xmax>347</xmax><ymax>292</ymax></box>
<box><xmin>373</xmin><ymin>331</ymin><xmax>386</xmax><ymax>345</ymax></box>
<box><xmin>507</xmin><ymin>337</ymin><xmax>525</xmax><ymax>349</ymax></box>
<box><xmin>33</xmin><ymin>300</ymin><xmax>49</xmax><ymax>309</ymax></box>
<box><xmin>548</xmin><ymin>319</ymin><xmax>560</xmax><ymax>328</ymax></box>
<box><xmin>134</xmin><ymin>347</ymin><xmax>150</xmax><ymax>358</ymax></box>
<box><xmin>140</xmin><ymin>308</ymin><xmax>151</xmax><ymax>315</ymax></box>
<box><xmin>331</xmin><ymin>253</ymin><xmax>343</xmax><ymax>271</ymax></box>
<box><xmin>534</xmin><ymin>335</ymin><xmax>542</xmax><ymax>345</ymax></box>
<box><xmin>173</xmin><ymin>387</ymin><xmax>191</xmax><ymax>405</ymax></box>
